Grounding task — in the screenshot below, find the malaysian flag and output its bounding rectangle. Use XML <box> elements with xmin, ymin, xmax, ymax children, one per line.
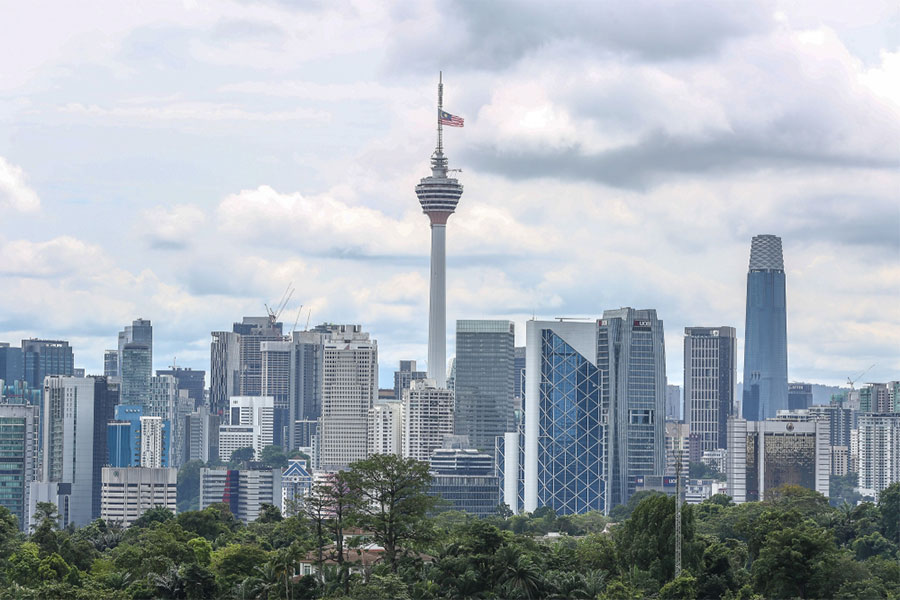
<box><xmin>439</xmin><ymin>110</ymin><xmax>464</xmax><ymax>127</ymax></box>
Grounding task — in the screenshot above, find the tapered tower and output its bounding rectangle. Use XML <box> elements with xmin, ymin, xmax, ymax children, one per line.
<box><xmin>415</xmin><ymin>74</ymin><xmax>463</xmax><ymax>387</ymax></box>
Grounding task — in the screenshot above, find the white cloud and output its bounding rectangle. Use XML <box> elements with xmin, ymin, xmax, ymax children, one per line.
<box><xmin>59</xmin><ymin>102</ymin><xmax>330</xmax><ymax>122</ymax></box>
<box><xmin>0</xmin><ymin>157</ymin><xmax>40</xmax><ymax>212</ymax></box>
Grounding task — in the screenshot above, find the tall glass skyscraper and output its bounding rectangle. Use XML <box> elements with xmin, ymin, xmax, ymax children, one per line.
<box><xmin>742</xmin><ymin>235</ymin><xmax>788</xmax><ymax>421</ymax></box>
<box><xmin>454</xmin><ymin>320</ymin><xmax>515</xmax><ymax>451</ymax></box>
<box><xmin>121</xmin><ymin>343</ymin><xmax>151</xmax><ymax>407</ymax></box>
<box><xmin>21</xmin><ymin>339</ymin><xmax>74</xmax><ymax>389</ymax></box>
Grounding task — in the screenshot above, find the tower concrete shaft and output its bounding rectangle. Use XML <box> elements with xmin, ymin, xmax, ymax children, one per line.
<box><xmin>415</xmin><ymin>74</ymin><xmax>462</xmax><ymax>387</ymax></box>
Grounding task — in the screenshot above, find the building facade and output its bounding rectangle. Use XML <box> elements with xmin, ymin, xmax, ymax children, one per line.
<box><xmin>857</xmin><ymin>413</ymin><xmax>900</xmax><ymax>500</ymax></box>
<box><xmin>742</xmin><ymin>235</ymin><xmax>788</xmax><ymax>421</ymax></box>
<box><xmin>393</xmin><ymin>360</ymin><xmax>427</xmax><ymax>403</ymax></box>
<box><xmin>117</xmin><ymin>318</ymin><xmax>152</xmax><ymax>378</ymax></box>
<box><xmin>0</xmin><ymin>403</ymin><xmax>39</xmax><ymax>529</ymax></box>
<box><xmin>218</xmin><ymin>396</ymin><xmax>275</xmax><ymax>462</ymax></box>
<box><xmin>121</xmin><ymin>343</ymin><xmax>151</xmax><ymax>407</ymax></box>
<box><xmin>199</xmin><ymin>467</ymin><xmax>282</xmax><ymax>524</ymax></box>
<box><xmin>684</xmin><ymin>326</ymin><xmax>736</xmax><ymax>452</ymax></box>
<box><xmin>100</xmin><ymin>466</ymin><xmax>176</xmax><ymax>526</ymax></box>
<box><xmin>428</xmin><ymin>448</ymin><xmax>499</xmax><ymax>518</ymax></box>
<box><xmin>666</xmin><ymin>384</ymin><xmax>682</xmax><ymax>421</ymax></box>
<box><xmin>367</xmin><ymin>402</ymin><xmax>403</xmax><ymax>456</ymax></box>
<box><xmin>402</xmin><ymin>380</ymin><xmax>454</xmax><ymax>462</ymax></box>
<box><xmin>21</xmin><ymin>339</ymin><xmax>74</xmax><ymax>389</ymax></box>
<box><xmin>453</xmin><ymin>320</ymin><xmax>516</xmax><ymax>451</ymax></box>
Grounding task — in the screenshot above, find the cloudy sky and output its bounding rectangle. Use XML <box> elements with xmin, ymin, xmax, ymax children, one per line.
<box><xmin>1</xmin><ymin>0</ymin><xmax>898</xmax><ymax>388</ymax></box>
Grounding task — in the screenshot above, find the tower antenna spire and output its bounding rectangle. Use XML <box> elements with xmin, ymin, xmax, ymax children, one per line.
<box><xmin>437</xmin><ymin>71</ymin><xmax>443</xmax><ymax>156</ymax></box>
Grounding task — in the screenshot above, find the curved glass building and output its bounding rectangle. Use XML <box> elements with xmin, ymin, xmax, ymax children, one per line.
<box><xmin>741</xmin><ymin>235</ymin><xmax>788</xmax><ymax>421</ymax></box>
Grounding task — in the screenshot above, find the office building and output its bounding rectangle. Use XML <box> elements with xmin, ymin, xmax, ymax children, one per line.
<box><xmin>393</xmin><ymin>360</ymin><xmax>426</xmax><ymax>402</ymax></box>
<box><xmin>261</xmin><ymin>339</ymin><xmax>292</xmax><ymax>446</ymax></box>
<box><xmin>100</xmin><ymin>466</ymin><xmax>177</xmax><ymax>527</ymax></box>
<box><xmin>788</xmin><ymin>383</ymin><xmax>813</xmax><ymax>410</ymax></box>
<box><xmin>454</xmin><ymin>320</ymin><xmax>516</xmax><ymax>451</ymax></box>
<box><xmin>218</xmin><ymin>396</ymin><xmax>274</xmax><ymax>462</ymax></box>
<box><xmin>428</xmin><ymin>448</ymin><xmax>499</xmax><ymax>518</ymax></box>
<box><xmin>21</xmin><ymin>339</ymin><xmax>74</xmax><ymax>389</ymax></box>
<box><xmin>742</xmin><ymin>235</ymin><xmax>788</xmax><ymax>421</ymax></box>
<box><xmin>0</xmin><ymin>343</ymin><xmax>24</xmax><ymax>385</ymax></box>
<box><xmin>666</xmin><ymin>384</ymin><xmax>682</xmax><ymax>421</ymax></box>
<box><xmin>199</xmin><ymin>466</ymin><xmax>282</xmax><ymax>524</ymax></box>
<box><xmin>108</xmin><ymin>405</ymin><xmax>143</xmax><ymax>467</ymax></box>
<box><xmin>0</xmin><ymin>403</ymin><xmax>39</xmax><ymax>529</ymax></box>
<box><xmin>513</xmin><ymin>347</ymin><xmax>525</xmax><ymax>408</ymax></box>
<box><xmin>121</xmin><ymin>343</ymin><xmax>151</xmax><ymax>407</ymax></box>
<box><xmin>210</xmin><ymin>330</ymin><xmax>241</xmax><ymax>420</ymax></box>
<box><xmin>156</xmin><ymin>367</ymin><xmax>205</xmax><ymax>408</ymax></box>
<box><xmin>288</xmin><ymin>331</ymin><xmax>324</xmax><ymax>451</ymax></box>
<box><xmin>415</xmin><ymin>77</ymin><xmax>464</xmax><ymax>387</ymax></box>
<box><xmin>857</xmin><ymin>413</ymin><xmax>900</xmax><ymax>500</ymax></box>
<box><xmin>684</xmin><ymin>326</ymin><xmax>736</xmax><ymax>452</ymax></box>
<box><xmin>524</xmin><ymin>310</ymin><xmax>667</xmax><ymax>516</ymax></box>
<box><xmin>402</xmin><ymin>380</ymin><xmax>454</xmax><ymax>462</ymax></box>
<box><xmin>184</xmin><ymin>405</ymin><xmax>214</xmax><ymax>464</ymax></box>
<box><xmin>28</xmin><ymin>376</ymin><xmax>115</xmax><ymax>528</ymax></box>
<box><xmin>281</xmin><ymin>459</ymin><xmax>313</xmax><ymax>516</ymax></box>
<box><xmin>726</xmin><ymin>416</ymin><xmax>829</xmax><ymax>503</ymax></box>
<box><xmin>316</xmin><ymin>324</ymin><xmax>377</xmax><ymax>471</ymax></box>
<box><xmin>367</xmin><ymin>402</ymin><xmax>403</xmax><ymax>456</ymax></box>
<box><xmin>117</xmin><ymin>318</ymin><xmax>152</xmax><ymax>377</ymax></box>
<box><xmin>103</xmin><ymin>350</ymin><xmax>118</xmax><ymax>379</ymax></box>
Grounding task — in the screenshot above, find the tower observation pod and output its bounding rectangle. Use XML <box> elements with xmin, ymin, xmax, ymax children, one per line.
<box><xmin>415</xmin><ymin>73</ymin><xmax>463</xmax><ymax>388</ymax></box>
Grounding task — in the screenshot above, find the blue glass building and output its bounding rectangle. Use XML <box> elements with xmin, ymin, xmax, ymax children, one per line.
<box><xmin>108</xmin><ymin>405</ymin><xmax>143</xmax><ymax>467</ymax></box>
<box><xmin>742</xmin><ymin>235</ymin><xmax>788</xmax><ymax>421</ymax></box>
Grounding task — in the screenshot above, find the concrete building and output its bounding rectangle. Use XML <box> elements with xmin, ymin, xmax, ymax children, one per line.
<box><xmin>415</xmin><ymin>76</ymin><xmax>464</xmax><ymax>387</ymax></box>
<box><xmin>210</xmin><ymin>330</ymin><xmax>241</xmax><ymax>421</ymax></box>
<box><xmin>28</xmin><ymin>376</ymin><xmax>115</xmax><ymax>528</ymax></box>
<box><xmin>316</xmin><ymin>324</ymin><xmax>377</xmax><ymax>471</ymax></box>
<box><xmin>860</xmin><ymin>383</ymin><xmax>894</xmax><ymax>413</ymax></box>
<box><xmin>742</xmin><ymin>235</ymin><xmax>788</xmax><ymax>420</ymax></box>
<box><xmin>199</xmin><ymin>467</ymin><xmax>282</xmax><ymax>524</ymax></box>
<box><xmin>666</xmin><ymin>384</ymin><xmax>682</xmax><ymax>421</ymax></box>
<box><xmin>402</xmin><ymin>380</ymin><xmax>454</xmax><ymax>462</ymax></box>
<box><xmin>367</xmin><ymin>402</ymin><xmax>403</xmax><ymax>457</ymax></box>
<box><xmin>139</xmin><ymin>416</ymin><xmax>170</xmax><ymax>468</ymax></box>
<box><xmin>393</xmin><ymin>360</ymin><xmax>427</xmax><ymax>403</ymax></box>
<box><xmin>100</xmin><ymin>466</ymin><xmax>176</xmax><ymax>527</ymax></box>
<box><xmin>0</xmin><ymin>403</ymin><xmax>39</xmax><ymax>529</ymax></box>
<box><xmin>726</xmin><ymin>416</ymin><xmax>829</xmax><ymax>503</ymax></box>
<box><xmin>453</xmin><ymin>320</ymin><xmax>516</xmax><ymax>451</ymax></box>
<box><xmin>218</xmin><ymin>396</ymin><xmax>274</xmax><ymax>462</ymax></box>
<box><xmin>684</xmin><ymin>326</ymin><xmax>736</xmax><ymax>452</ymax></box>
<box><xmin>857</xmin><ymin>413</ymin><xmax>900</xmax><ymax>500</ymax></box>
<box><xmin>21</xmin><ymin>339</ymin><xmax>74</xmax><ymax>389</ymax></box>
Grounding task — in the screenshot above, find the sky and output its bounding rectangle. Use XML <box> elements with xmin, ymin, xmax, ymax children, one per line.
<box><xmin>0</xmin><ymin>0</ymin><xmax>898</xmax><ymax>388</ymax></box>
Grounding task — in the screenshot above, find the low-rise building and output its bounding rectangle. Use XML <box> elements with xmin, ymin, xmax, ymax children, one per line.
<box><xmin>199</xmin><ymin>466</ymin><xmax>282</xmax><ymax>523</ymax></box>
<box><xmin>100</xmin><ymin>466</ymin><xmax>177</xmax><ymax>526</ymax></box>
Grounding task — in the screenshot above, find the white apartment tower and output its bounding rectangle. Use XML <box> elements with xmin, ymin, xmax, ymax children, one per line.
<box><xmin>316</xmin><ymin>324</ymin><xmax>377</xmax><ymax>471</ymax></box>
<box><xmin>858</xmin><ymin>413</ymin><xmax>900</xmax><ymax>500</ymax></box>
<box><xmin>402</xmin><ymin>379</ymin><xmax>454</xmax><ymax>462</ymax></box>
<box><xmin>140</xmin><ymin>416</ymin><xmax>166</xmax><ymax>468</ymax></box>
<box><xmin>368</xmin><ymin>402</ymin><xmax>404</xmax><ymax>456</ymax></box>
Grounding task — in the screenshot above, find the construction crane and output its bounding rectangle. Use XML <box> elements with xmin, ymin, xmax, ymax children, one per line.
<box><xmin>291</xmin><ymin>305</ymin><xmax>304</xmax><ymax>334</ymax></box>
<box><xmin>847</xmin><ymin>364</ymin><xmax>876</xmax><ymax>390</ymax></box>
<box><xmin>265</xmin><ymin>283</ymin><xmax>294</xmax><ymax>326</ymax></box>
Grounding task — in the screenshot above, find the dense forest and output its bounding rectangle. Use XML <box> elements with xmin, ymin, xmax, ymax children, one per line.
<box><xmin>1</xmin><ymin>454</ymin><xmax>897</xmax><ymax>599</ymax></box>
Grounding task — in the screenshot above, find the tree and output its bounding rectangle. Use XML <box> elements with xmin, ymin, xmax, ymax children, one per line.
<box><xmin>345</xmin><ymin>454</ymin><xmax>435</xmax><ymax>572</ymax></box>
<box><xmin>659</xmin><ymin>569</ymin><xmax>698</xmax><ymax>600</ymax></box>
<box><xmin>878</xmin><ymin>482</ymin><xmax>900</xmax><ymax>545</ymax></box>
<box><xmin>255</xmin><ymin>503</ymin><xmax>283</xmax><ymax>524</ymax></box>
<box><xmin>229</xmin><ymin>447</ymin><xmax>256</xmax><ymax>466</ymax></box>
<box><xmin>210</xmin><ymin>543</ymin><xmax>269</xmax><ymax>592</ymax></box>
<box><xmin>500</xmin><ymin>555</ymin><xmax>543</xmax><ymax>599</ymax></box>
<box><xmin>750</xmin><ymin>520</ymin><xmax>838</xmax><ymax>598</ymax></box>
<box><xmin>689</xmin><ymin>461</ymin><xmax>725</xmax><ymax>481</ymax></box>
<box><xmin>132</xmin><ymin>506</ymin><xmax>174</xmax><ymax>528</ymax></box>
<box><xmin>829</xmin><ymin>473</ymin><xmax>862</xmax><ymax>507</ymax></box>
<box><xmin>260</xmin><ymin>445</ymin><xmax>289</xmax><ymax>470</ymax></box>
<box><xmin>306</xmin><ymin>470</ymin><xmax>355</xmax><ymax>593</ymax></box>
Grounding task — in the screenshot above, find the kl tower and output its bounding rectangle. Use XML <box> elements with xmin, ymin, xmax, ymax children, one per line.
<box><xmin>415</xmin><ymin>73</ymin><xmax>464</xmax><ymax>388</ymax></box>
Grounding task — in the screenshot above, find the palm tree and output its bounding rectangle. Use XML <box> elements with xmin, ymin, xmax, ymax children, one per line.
<box><xmin>501</xmin><ymin>555</ymin><xmax>544</xmax><ymax>600</ymax></box>
<box><xmin>231</xmin><ymin>576</ymin><xmax>262</xmax><ymax>600</ymax></box>
<box><xmin>152</xmin><ymin>565</ymin><xmax>186</xmax><ymax>599</ymax></box>
<box><xmin>254</xmin><ymin>561</ymin><xmax>281</xmax><ymax>599</ymax></box>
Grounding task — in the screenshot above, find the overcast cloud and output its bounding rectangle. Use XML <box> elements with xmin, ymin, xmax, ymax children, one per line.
<box><xmin>0</xmin><ymin>0</ymin><xmax>897</xmax><ymax>387</ymax></box>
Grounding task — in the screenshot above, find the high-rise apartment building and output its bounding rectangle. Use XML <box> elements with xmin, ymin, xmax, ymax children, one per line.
<box><xmin>21</xmin><ymin>339</ymin><xmax>74</xmax><ymax>389</ymax></box>
<box><xmin>218</xmin><ymin>396</ymin><xmax>275</xmax><ymax>462</ymax></box>
<box><xmin>857</xmin><ymin>413</ymin><xmax>900</xmax><ymax>500</ymax></box>
<box><xmin>367</xmin><ymin>402</ymin><xmax>403</xmax><ymax>456</ymax></box>
<box><xmin>117</xmin><ymin>319</ymin><xmax>152</xmax><ymax>376</ymax></box>
<box><xmin>860</xmin><ymin>383</ymin><xmax>894</xmax><ymax>413</ymax></box>
<box><xmin>726</xmin><ymin>415</ymin><xmax>829</xmax><ymax>503</ymax></box>
<box><xmin>100</xmin><ymin>466</ymin><xmax>176</xmax><ymax>527</ymax></box>
<box><xmin>0</xmin><ymin>343</ymin><xmax>24</xmax><ymax>384</ymax></box>
<box><xmin>415</xmin><ymin>77</ymin><xmax>463</xmax><ymax>387</ymax></box>
<box><xmin>184</xmin><ymin>405</ymin><xmax>213</xmax><ymax>464</ymax></box>
<box><xmin>402</xmin><ymin>380</ymin><xmax>454</xmax><ymax>462</ymax></box>
<box><xmin>742</xmin><ymin>235</ymin><xmax>788</xmax><ymax>421</ymax></box>
<box><xmin>28</xmin><ymin>376</ymin><xmax>115</xmax><ymax>528</ymax></box>
<box><xmin>103</xmin><ymin>350</ymin><xmax>118</xmax><ymax>379</ymax></box>
<box><xmin>684</xmin><ymin>326</ymin><xmax>736</xmax><ymax>452</ymax></box>
<box><xmin>139</xmin><ymin>416</ymin><xmax>171</xmax><ymax>468</ymax></box>
<box><xmin>393</xmin><ymin>360</ymin><xmax>427</xmax><ymax>402</ymax></box>
<box><xmin>316</xmin><ymin>324</ymin><xmax>377</xmax><ymax>471</ymax></box>
<box><xmin>454</xmin><ymin>320</ymin><xmax>515</xmax><ymax>451</ymax></box>
<box><xmin>0</xmin><ymin>403</ymin><xmax>39</xmax><ymax>529</ymax></box>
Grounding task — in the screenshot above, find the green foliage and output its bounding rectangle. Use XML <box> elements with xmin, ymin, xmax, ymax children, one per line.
<box><xmin>659</xmin><ymin>569</ymin><xmax>698</xmax><ymax>600</ymax></box>
<box><xmin>228</xmin><ymin>446</ymin><xmax>256</xmax><ymax>466</ymax></box>
<box><xmin>260</xmin><ymin>445</ymin><xmax>289</xmax><ymax>469</ymax></box>
<box><xmin>829</xmin><ymin>473</ymin><xmax>862</xmax><ymax>506</ymax></box>
<box><xmin>689</xmin><ymin>460</ymin><xmax>726</xmax><ymax>481</ymax></box>
<box><xmin>608</xmin><ymin>490</ymin><xmax>660</xmax><ymax>521</ymax></box>
<box><xmin>175</xmin><ymin>503</ymin><xmax>240</xmax><ymax>540</ymax></box>
<box><xmin>750</xmin><ymin>519</ymin><xmax>839</xmax><ymax>598</ymax></box>
<box><xmin>210</xmin><ymin>543</ymin><xmax>269</xmax><ymax>591</ymax></box>
<box><xmin>131</xmin><ymin>505</ymin><xmax>174</xmax><ymax>528</ymax></box>
<box><xmin>879</xmin><ymin>481</ymin><xmax>900</xmax><ymax>544</ymax></box>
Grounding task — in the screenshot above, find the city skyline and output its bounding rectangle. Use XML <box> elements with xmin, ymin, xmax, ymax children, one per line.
<box><xmin>1</xmin><ymin>1</ymin><xmax>898</xmax><ymax>388</ymax></box>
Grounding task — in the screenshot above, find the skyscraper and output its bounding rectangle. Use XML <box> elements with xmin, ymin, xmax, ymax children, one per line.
<box><xmin>0</xmin><ymin>343</ymin><xmax>24</xmax><ymax>385</ymax></box>
<box><xmin>788</xmin><ymin>383</ymin><xmax>813</xmax><ymax>410</ymax></box>
<box><xmin>367</xmin><ymin>401</ymin><xmax>404</xmax><ymax>457</ymax></box>
<box><xmin>261</xmin><ymin>340</ymin><xmax>292</xmax><ymax>447</ymax></box>
<box><xmin>742</xmin><ymin>234</ymin><xmax>788</xmax><ymax>421</ymax></box>
<box><xmin>454</xmin><ymin>320</ymin><xmax>515</xmax><ymax>451</ymax></box>
<box><xmin>316</xmin><ymin>324</ymin><xmax>377</xmax><ymax>471</ymax></box>
<box><xmin>393</xmin><ymin>360</ymin><xmax>427</xmax><ymax>402</ymax></box>
<box><xmin>156</xmin><ymin>367</ymin><xmax>205</xmax><ymax>408</ymax></box>
<box><xmin>415</xmin><ymin>76</ymin><xmax>463</xmax><ymax>387</ymax></box>
<box><xmin>21</xmin><ymin>339</ymin><xmax>74</xmax><ymax>389</ymax></box>
<box><xmin>218</xmin><ymin>396</ymin><xmax>275</xmax><ymax>462</ymax></box>
<box><xmin>121</xmin><ymin>343</ymin><xmax>151</xmax><ymax>407</ymax></box>
<box><xmin>684</xmin><ymin>326</ymin><xmax>736</xmax><ymax>452</ymax></box>
<box><xmin>288</xmin><ymin>331</ymin><xmax>324</xmax><ymax>451</ymax></box>
<box><xmin>103</xmin><ymin>350</ymin><xmax>118</xmax><ymax>379</ymax></box>
<box><xmin>402</xmin><ymin>379</ymin><xmax>454</xmax><ymax>462</ymax></box>
<box><xmin>0</xmin><ymin>403</ymin><xmax>39</xmax><ymax>529</ymax></box>
<box><xmin>118</xmin><ymin>318</ymin><xmax>152</xmax><ymax>377</ymax></box>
